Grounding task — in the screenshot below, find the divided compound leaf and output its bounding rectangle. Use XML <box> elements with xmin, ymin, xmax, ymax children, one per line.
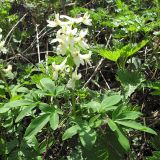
<box><xmin>50</xmin><ymin>110</ymin><xmax>59</xmax><ymax>130</ymax></box>
<box><xmin>24</xmin><ymin>113</ymin><xmax>50</xmax><ymax>139</ymax></box>
<box><xmin>108</xmin><ymin>118</ymin><xmax>130</xmax><ymax>151</ymax></box>
<box><xmin>115</xmin><ymin>120</ymin><xmax>157</xmax><ymax>135</ymax></box>
<box><xmin>62</xmin><ymin>125</ymin><xmax>80</xmax><ymax>141</ymax></box>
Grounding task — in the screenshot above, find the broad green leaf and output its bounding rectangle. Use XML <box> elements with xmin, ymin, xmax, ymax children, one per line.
<box><xmin>115</xmin><ymin>126</ymin><xmax>130</xmax><ymax>152</ymax></box>
<box><xmin>97</xmin><ymin>49</ymin><xmax>120</xmax><ymax>62</ymax></box>
<box><xmin>50</xmin><ymin>111</ymin><xmax>59</xmax><ymax>130</ymax></box>
<box><xmin>24</xmin><ymin>114</ymin><xmax>50</xmax><ymax>139</ymax></box>
<box><xmin>101</xmin><ymin>95</ymin><xmax>121</xmax><ymax>110</ymax></box>
<box><xmin>62</xmin><ymin>125</ymin><xmax>80</xmax><ymax>140</ymax></box>
<box><xmin>95</xmin><ymin>40</ymin><xmax>148</xmax><ymax>63</ymax></box>
<box><xmin>5</xmin><ymin>99</ymin><xmax>34</xmax><ymax>108</ymax></box>
<box><xmin>115</xmin><ymin>120</ymin><xmax>157</xmax><ymax>135</ymax></box>
<box><xmin>17</xmin><ymin>87</ymin><xmax>29</xmax><ymax>93</ymax></box>
<box><xmin>145</xmin><ymin>81</ymin><xmax>160</xmax><ymax>90</ymax></box>
<box><xmin>126</xmin><ymin>40</ymin><xmax>148</xmax><ymax>57</ymax></box>
<box><xmin>40</xmin><ymin>78</ymin><xmax>56</xmax><ymax>95</ymax></box>
<box><xmin>55</xmin><ymin>85</ymin><xmax>65</xmax><ymax>96</ymax></box>
<box><xmin>116</xmin><ymin>111</ymin><xmax>142</xmax><ymax>120</ymax></box>
<box><xmin>108</xmin><ymin>118</ymin><xmax>117</xmax><ymax>131</ymax></box>
<box><xmin>108</xmin><ymin>118</ymin><xmax>130</xmax><ymax>151</ymax></box>
<box><xmin>89</xmin><ymin>114</ymin><xmax>101</xmax><ymax>126</ymax></box>
<box><xmin>84</xmin><ymin>101</ymin><xmax>101</xmax><ymax>113</ymax></box>
<box><xmin>151</xmin><ymin>90</ymin><xmax>160</xmax><ymax>95</ymax></box>
<box><xmin>79</xmin><ymin>128</ymin><xmax>97</xmax><ymax>147</ymax></box>
<box><xmin>39</xmin><ymin>103</ymin><xmax>54</xmax><ymax>113</ymax></box>
<box><xmin>15</xmin><ymin>105</ymin><xmax>36</xmax><ymax>122</ymax></box>
<box><xmin>0</xmin><ymin>100</ymin><xmax>35</xmax><ymax>113</ymax></box>
<box><xmin>112</xmin><ymin>105</ymin><xmax>125</xmax><ymax>121</ymax></box>
<box><xmin>0</xmin><ymin>103</ymin><xmax>9</xmax><ymax>113</ymax></box>
<box><xmin>116</xmin><ymin>69</ymin><xmax>145</xmax><ymax>98</ymax></box>
<box><xmin>146</xmin><ymin>151</ymin><xmax>160</xmax><ymax>160</ymax></box>
<box><xmin>26</xmin><ymin>136</ymin><xmax>39</xmax><ymax>150</ymax></box>
<box><xmin>38</xmin><ymin>137</ymin><xmax>54</xmax><ymax>154</ymax></box>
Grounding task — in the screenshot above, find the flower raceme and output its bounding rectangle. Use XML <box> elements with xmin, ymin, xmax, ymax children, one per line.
<box><xmin>47</xmin><ymin>13</ymin><xmax>92</xmax><ymax>89</ymax></box>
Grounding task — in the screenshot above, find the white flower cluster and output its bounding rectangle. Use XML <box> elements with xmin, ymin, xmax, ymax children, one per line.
<box><xmin>0</xmin><ymin>28</ymin><xmax>7</xmax><ymax>54</ymax></box>
<box><xmin>47</xmin><ymin>13</ymin><xmax>92</xmax><ymax>89</ymax></box>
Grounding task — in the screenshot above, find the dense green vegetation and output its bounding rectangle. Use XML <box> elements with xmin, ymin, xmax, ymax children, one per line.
<box><xmin>0</xmin><ymin>0</ymin><xmax>160</xmax><ymax>159</ymax></box>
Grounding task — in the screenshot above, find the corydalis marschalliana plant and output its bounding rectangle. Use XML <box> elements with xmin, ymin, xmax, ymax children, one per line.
<box><xmin>0</xmin><ymin>28</ymin><xmax>7</xmax><ymax>54</ymax></box>
<box><xmin>47</xmin><ymin>13</ymin><xmax>92</xmax><ymax>89</ymax></box>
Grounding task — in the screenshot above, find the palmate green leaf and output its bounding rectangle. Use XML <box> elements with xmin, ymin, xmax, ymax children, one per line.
<box><xmin>116</xmin><ymin>111</ymin><xmax>142</xmax><ymax>120</ymax></box>
<box><xmin>55</xmin><ymin>85</ymin><xmax>65</xmax><ymax>96</ymax></box>
<box><xmin>40</xmin><ymin>78</ymin><xmax>65</xmax><ymax>96</ymax></box>
<box><xmin>115</xmin><ymin>120</ymin><xmax>157</xmax><ymax>135</ymax></box>
<box><xmin>112</xmin><ymin>105</ymin><xmax>125</xmax><ymax>121</ymax></box>
<box><xmin>116</xmin><ymin>69</ymin><xmax>145</xmax><ymax>98</ymax></box>
<box><xmin>146</xmin><ymin>151</ymin><xmax>160</xmax><ymax>160</ymax></box>
<box><xmin>15</xmin><ymin>105</ymin><xmax>37</xmax><ymax>123</ymax></box>
<box><xmin>108</xmin><ymin>118</ymin><xmax>130</xmax><ymax>151</ymax></box>
<box><xmin>97</xmin><ymin>49</ymin><xmax>120</xmax><ymax>62</ymax></box>
<box><xmin>38</xmin><ymin>137</ymin><xmax>54</xmax><ymax>154</ymax></box>
<box><xmin>0</xmin><ymin>103</ymin><xmax>9</xmax><ymax>113</ymax></box>
<box><xmin>108</xmin><ymin>118</ymin><xmax>117</xmax><ymax>131</ymax></box>
<box><xmin>95</xmin><ymin>40</ymin><xmax>148</xmax><ymax>63</ymax></box>
<box><xmin>0</xmin><ymin>99</ymin><xmax>35</xmax><ymax>113</ymax></box>
<box><xmin>84</xmin><ymin>101</ymin><xmax>101</xmax><ymax>113</ymax></box>
<box><xmin>50</xmin><ymin>110</ymin><xmax>59</xmax><ymax>130</ymax></box>
<box><xmin>112</xmin><ymin>105</ymin><xmax>142</xmax><ymax>121</ymax></box>
<box><xmin>5</xmin><ymin>99</ymin><xmax>34</xmax><ymax>108</ymax></box>
<box><xmin>38</xmin><ymin>103</ymin><xmax>55</xmax><ymax>113</ymax></box>
<box><xmin>79</xmin><ymin>128</ymin><xmax>97</xmax><ymax>147</ymax></box>
<box><xmin>24</xmin><ymin>113</ymin><xmax>50</xmax><ymax>139</ymax></box>
<box><xmin>145</xmin><ymin>81</ymin><xmax>160</xmax><ymax>90</ymax></box>
<box><xmin>40</xmin><ymin>78</ymin><xmax>56</xmax><ymax>95</ymax></box>
<box><xmin>144</xmin><ymin>81</ymin><xmax>160</xmax><ymax>95</ymax></box>
<box><xmin>62</xmin><ymin>125</ymin><xmax>80</xmax><ymax>141</ymax></box>
<box><xmin>125</xmin><ymin>40</ymin><xmax>148</xmax><ymax>57</ymax></box>
<box><xmin>101</xmin><ymin>95</ymin><xmax>121</xmax><ymax>111</ymax></box>
<box><xmin>84</xmin><ymin>95</ymin><xmax>121</xmax><ymax>113</ymax></box>
<box><xmin>151</xmin><ymin>90</ymin><xmax>160</xmax><ymax>95</ymax></box>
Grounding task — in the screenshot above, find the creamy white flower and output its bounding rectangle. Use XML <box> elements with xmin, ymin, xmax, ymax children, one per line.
<box><xmin>72</xmin><ymin>49</ymin><xmax>81</xmax><ymax>67</ymax></box>
<box><xmin>82</xmin><ymin>13</ymin><xmax>92</xmax><ymax>26</ymax></box>
<box><xmin>74</xmin><ymin>17</ymin><xmax>84</xmax><ymax>24</ymax></box>
<box><xmin>72</xmin><ymin>49</ymin><xmax>92</xmax><ymax>67</ymax></box>
<box><xmin>60</xmin><ymin>15</ymin><xmax>84</xmax><ymax>24</ymax></box>
<box><xmin>66</xmin><ymin>27</ymin><xmax>77</xmax><ymax>36</ymax></box>
<box><xmin>57</xmin><ymin>44</ymin><xmax>67</xmax><ymax>55</ymax></box>
<box><xmin>77</xmin><ymin>39</ymin><xmax>89</xmax><ymax>49</ymax></box>
<box><xmin>72</xmin><ymin>69</ymin><xmax>82</xmax><ymax>80</ymax></box>
<box><xmin>52</xmin><ymin>58</ymin><xmax>67</xmax><ymax>79</ymax></box>
<box><xmin>2</xmin><ymin>65</ymin><xmax>12</xmax><ymax>73</ymax></box>
<box><xmin>47</xmin><ymin>14</ymin><xmax>60</xmax><ymax>27</ymax></box>
<box><xmin>60</xmin><ymin>15</ymin><xmax>75</xmax><ymax>24</ymax></box>
<box><xmin>0</xmin><ymin>41</ymin><xmax>7</xmax><ymax>53</ymax></box>
<box><xmin>51</xmin><ymin>34</ymin><xmax>69</xmax><ymax>55</ymax></box>
<box><xmin>75</xmin><ymin>29</ymin><xmax>89</xmax><ymax>49</ymax></box>
<box><xmin>47</xmin><ymin>20</ymin><xmax>57</xmax><ymax>28</ymax></box>
<box><xmin>67</xmin><ymin>69</ymin><xmax>81</xmax><ymax>89</ymax></box>
<box><xmin>79</xmin><ymin>29</ymin><xmax>88</xmax><ymax>38</ymax></box>
<box><xmin>47</xmin><ymin>13</ymin><xmax>71</xmax><ymax>28</ymax></box>
<box><xmin>79</xmin><ymin>51</ymin><xmax>92</xmax><ymax>66</ymax></box>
